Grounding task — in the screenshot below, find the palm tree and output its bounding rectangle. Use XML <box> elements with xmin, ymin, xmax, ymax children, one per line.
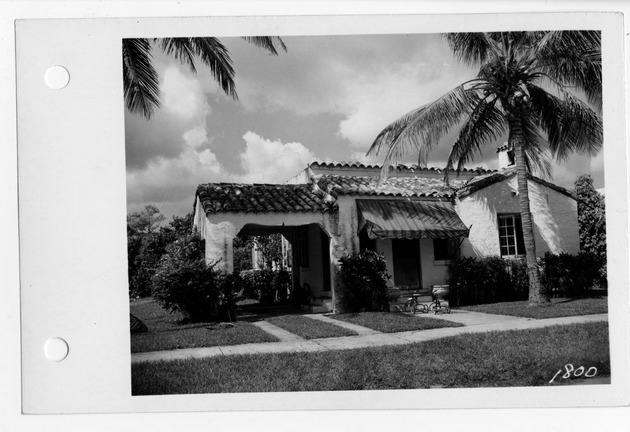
<box><xmin>122</xmin><ymin>37</ymin><xmax>286</xmax><ymax>119</ymax></box>
<box><xmin>367</xmin><ymin>31</ymin><xmax>602</xmax><ymax>305</ymax></box>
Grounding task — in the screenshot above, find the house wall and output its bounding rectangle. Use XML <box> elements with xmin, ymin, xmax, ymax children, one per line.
<box><xmin>456</xmin><ymin>177</ymin><xmax>579</xmax><ymax>258</ymax></box>
<box><xmin>194</xmin><ymin>201</ymin><xmax>329</xmax><ymax>272</ymax></box>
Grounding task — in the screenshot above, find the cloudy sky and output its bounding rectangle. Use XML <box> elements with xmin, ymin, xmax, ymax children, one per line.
<box><xmin>124</xmin><ymin>33</ymin><xmax>605</xmax><ymax>220</ymax></box>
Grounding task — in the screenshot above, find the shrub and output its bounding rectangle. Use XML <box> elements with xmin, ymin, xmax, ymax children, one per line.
<box><xmin>216</xmin><ymin>272</ymin><xmax>242</xmax><ymax>322</ymax></box>
<box><xmin>448</xmin><ymin>256</ymin><xmax>527</xmax><ymax>306</ymax></box>
<box><xmin>152</xmin><ymin>234</ymin><xmax>232</xmax><ymax>322</ymax></box>
<box><xmin>240</xmin><ymin>269</ymin><xmax>286</xmax><ymax>304</ymax></box>
<box><xmin>273</xmin><ymin>269</ymin><xmax>292</xmax><ymax>303</ymax></box>
<box><xmin>449</xmin><ymin>252</ymin><xmax>606</xmax><ymax>306</ymax></box>
<box><xmin>239</xmin><ymin>269</ymin><xmax>258</xmax><ymax>299</ymax></box>
<box><xmin>256</xmin><ymin>269</ymin><xmax>278</xmax><ymax>304</ymax></box>
<box><xmin>540</xmin><ymin>251</ymin><xmax>605</xmax><ymax>297</ymax></box>
<box><xmin>338</xmin><ymin>250</ymin><xmax>389</xmax><ymax>312</ymax></box>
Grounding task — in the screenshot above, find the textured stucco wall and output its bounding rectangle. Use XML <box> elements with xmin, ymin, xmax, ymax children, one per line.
<box><xmin>194</xmin><ymin>207</ymin><xmax>328</xmax><ymax>271</ymax></box>
<box><xmin>456</xmin><ymin>176</ymin><xmax>579</xmax><ymax>258</ymax></box>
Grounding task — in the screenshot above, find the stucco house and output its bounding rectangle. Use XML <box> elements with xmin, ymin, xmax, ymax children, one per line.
<box><xmin>192</xmin><ymin>146</ymin><xmax>579</xmax><ymax>313</ymax></box>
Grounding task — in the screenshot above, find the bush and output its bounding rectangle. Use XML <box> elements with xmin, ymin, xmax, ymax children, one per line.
<box><xmin>216</xmin><ymin>272</ymin><xmax>242</xmax><ymax>322</ymax></box>
<box><xmin>273</xmin><ymin>270</ymin><xmax>292</xmax><ymax>303</ymax></box>
<box><xmin>338</xmin><ymin>250</ymin><xmax>389</xmax><ymax>312</ymax></box>
<box><xmin>449</xmin><ymin>252</ymin><xmax>606</xmax><ymax>306</ymax></box>
<box><xmin>240</xmin><ymin>269</ymin><xmax>289</xmax><ymax>304</ymax></box>
<box><xmin>540</xmin><ymin>251</ymin><xmax>605</xmax><ymax>297</ymax></box>
<box><xmin>449</xmin><ymin>257</ymin><xmax>527</xmax><ymax>306</ymax></box>
<box><xmin>151</xmin><ymin>234</ymin><xmax>237</xmax><ymax>323</ymax></box>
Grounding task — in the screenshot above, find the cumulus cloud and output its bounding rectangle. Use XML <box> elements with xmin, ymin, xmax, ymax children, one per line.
<box><xmin>238</xmin><ymin>132</ymin><xmax>316</xmax><ymax>183</ymax></box>
<box><xmin>124</xmin><ymin>63</ymin><xmax>214</xmax><ymax>170</ymax></box>
<box><xmin>162</xmin><ymin>65</ymin><xmax>211</xmax><ymax>120</ymax></box>
<box><xmin>224</xmin><ymin>34</ymin><xmax>475</xmax><ymax>151</ymax></box>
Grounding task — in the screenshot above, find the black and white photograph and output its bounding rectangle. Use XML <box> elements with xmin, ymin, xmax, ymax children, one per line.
<box><xmin>5</xmin><ymin>4</ymin><xmax>630</xmax><ymax>430</ymax></box>
<box><xmin>124</xmin><ymin>31</ymin><xmax>610</xmax><ymax>395</ymax></box>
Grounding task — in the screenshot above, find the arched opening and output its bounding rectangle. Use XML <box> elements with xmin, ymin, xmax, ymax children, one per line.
<box><xmin>235</xmin><ymin>222</ymin><xmax>333</xmax><ymax>312</ymax></box>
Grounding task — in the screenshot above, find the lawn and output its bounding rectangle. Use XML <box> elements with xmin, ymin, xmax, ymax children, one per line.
<box><xmin>266</xmin><ymin>315</ymin><xmax>358</xmax><ymax>339</ymax></box>
<box><xmin>330</xmin><ymin>311</ymin><xmax>462</xmax><ymax>333</ymax></box>
<box><xmin>131</xmin><ymin>321</ymin><xmax>609</xmax><ymax>394</ymax></box>
<box><xmin>130</xmin><ymin>298</ymin><xmax>278</xmax><ymax>353</ymax></box>
<box><xmin>459</xmin><ymin>296</ymin><xmax>608</xmax><ymax>319</ymax></box>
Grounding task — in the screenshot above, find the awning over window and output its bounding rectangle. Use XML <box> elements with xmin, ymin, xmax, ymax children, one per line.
<box><xmin>357</xmin><ymin>199</ymin><xmax>469</xmax><ymax>240</ymax></box>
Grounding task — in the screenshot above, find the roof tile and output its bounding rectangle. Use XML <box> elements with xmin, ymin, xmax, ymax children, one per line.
<box><xmin>316</xmin><ymin>175</ymin><xmax>466</xmax><ymax>198</ymax></box>
<box><xmin>196</xmin><ymin>183</ymin><xmax>336</xmax><ymax>215</ymax></box>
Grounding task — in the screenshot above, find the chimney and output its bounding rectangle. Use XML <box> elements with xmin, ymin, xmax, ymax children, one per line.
<box><xmin>496</xmin><ymin>142</ymin><xmax>515</xmax><ymax>170</ymax></box>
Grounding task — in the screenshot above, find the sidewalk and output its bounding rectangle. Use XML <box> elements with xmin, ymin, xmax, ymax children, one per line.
<box><xmin>131</xmin><ymin>311</ymin><xmax>608</xmax><ymax>364</ymax></box>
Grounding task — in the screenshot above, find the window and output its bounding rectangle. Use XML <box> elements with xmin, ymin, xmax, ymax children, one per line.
<box><xmin>433</xmin><ymin>238</ymin><xmax>459</xmax><ymax>261</ymax></box>
<box><xmin>498</xmin><ymin>214</ymin><xmax>526</xmax><ymax>257</ymax></box>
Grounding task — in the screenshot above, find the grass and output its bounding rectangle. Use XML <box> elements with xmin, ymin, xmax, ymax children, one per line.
<box><xmin>131</xmin><ymin>321</ymin><xmax>609</xmax><ymax>394</ymax></box>
<box><xmin>459</xmin><ymin>296</ymin><xmax>608</xmax><ymax>319</ymax></box>
<box><xmin>330</xmin><ymin>311</ymin><xmax>463</xmax><ymax>333</ymax></box>
<box><xmin>130</xmin><ymin>298</ymin><xmax>278</xmax><ymax>353</ymax></box>
<box><xmin>266</xmin><ymin>315</ymin><xmax>358</xmax><ymax>339</ymax></box>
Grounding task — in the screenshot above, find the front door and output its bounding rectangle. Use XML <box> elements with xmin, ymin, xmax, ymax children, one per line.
<box><xmin>392</xmin><ymin>239</ymin><xmax>421</xmax><ymax>290</ymax></box>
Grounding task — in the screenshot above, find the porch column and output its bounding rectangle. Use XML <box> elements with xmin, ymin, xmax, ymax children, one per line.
<box><xmin>204</xmin><ymin>220</ymin><xmax>242</xmax><ymax>273</ymax></box>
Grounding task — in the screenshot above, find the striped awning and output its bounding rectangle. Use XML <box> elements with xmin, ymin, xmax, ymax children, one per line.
<box><xmin>357</xmin><ymin>199</ymin><xmax>469</xmax><ymax>240</ymax></box>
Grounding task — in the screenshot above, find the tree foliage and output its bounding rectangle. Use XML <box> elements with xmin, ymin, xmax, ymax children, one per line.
<box><xmin>253</xmin><ymin>234</ymin><xmax>284</xmax><ymax>269</ymax></box>
<box><xmin>127</xmin><ymin>204</ymin><xmax>165</xmax><ymax>234</ymax></box>
<box><xmin>574</xmin><ymin>175</ymin><xmax>606</xmax><ymax>257</ymax></box>
<box><xmin>127</xmin><ymin>208</ymin><xmax>194</xmax><ymax>298</ymax></box>
<box><xmin>574</xmin><ymin>175</ymin><xmax>606</xmax><ymax>285</ymax></box>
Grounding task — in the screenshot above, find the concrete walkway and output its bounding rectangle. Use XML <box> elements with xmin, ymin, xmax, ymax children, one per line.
<box><xmin>303</xmin><ymin>313</ymin><xmax>381</xmax><ymax>335</ymax></box>
<box><xmin>131</xmin><ymin>312</ymin><xmax>607</xmax><ymax>364</ymax></box>
<box><xmin>251</xmin><ymin>321</ymin><xmax>305</xmax><ymax>342</ymax></box>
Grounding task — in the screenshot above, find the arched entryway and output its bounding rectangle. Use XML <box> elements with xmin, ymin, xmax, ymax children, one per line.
<box><xmin>237</xmin><ymin>222</ymin><xmax>333</xmax><ymax>312</ymax></box>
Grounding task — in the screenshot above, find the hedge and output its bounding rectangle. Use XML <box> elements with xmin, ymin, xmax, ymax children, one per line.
<box><xmin>448</xmin><ymin>251</ymin><xmax>606</xmax><ymax>306</ymax></box>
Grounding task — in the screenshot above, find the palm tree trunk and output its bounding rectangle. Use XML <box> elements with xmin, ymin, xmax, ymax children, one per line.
<box><xmin>509</xmin><ymin>117</ymin><xmax>550</xmax><ymax>305</ymax></box>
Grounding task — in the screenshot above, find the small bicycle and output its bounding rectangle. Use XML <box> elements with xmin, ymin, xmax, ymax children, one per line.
<box><xmin>404</xmin><ymin>292</ymin><xmax>450</xmax><ymax>314</ymax></box>
<box><xmin>404</xmin><ymin>293</ymin><xmax>429</xmax><ymax>314</ymax></box>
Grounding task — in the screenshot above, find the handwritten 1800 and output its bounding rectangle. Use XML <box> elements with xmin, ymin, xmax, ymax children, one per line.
<box><xmin>549</xmin><ymin>363</ymin><xmax>598</xmax><ymax>384</ymax></box>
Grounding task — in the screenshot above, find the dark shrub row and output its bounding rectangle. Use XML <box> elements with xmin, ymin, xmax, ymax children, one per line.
<box><xmin>449</xmin><ymin>257</ymin><xmax>528</xmax><ymax>306</ymax></box>
<box><xmin>540</xmin><ymin>252</ymin><xmax>606</xmax><ymax>297</ymax></box>
<box><xmin>448</xmin><ymin>251</ymin><xmax>606</xmax><ymax>306</ymax></box>
<box><xmin>338</xmin><ymin>250</ymin><xmax>389</xmax><ymax>313</ymax></box>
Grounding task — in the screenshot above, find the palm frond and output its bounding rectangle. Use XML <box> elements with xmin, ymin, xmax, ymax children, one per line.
<box><xmin>518</xmin><ymin>113</ymin><xmax>553</xmax><ymax>179</ymax></box>
<box><xmin>156</xmin><ymin>38</ymin><xmax>198</xmax><ymax>73</ymax></box>
<box><xmin>189</xmin><ymin>38</ymin><xmax>237</xmax><ymax>99</ymax></box>
<box><xmin>445</xmin><ymin>96</ymin><xmax>506</xmax><ymax>176</ymax></box>
<box><xmin>534</xmin><ymin>31</ymin><xmax>602</xmax><ymax>110</ymax></box>
<box><xmin>241</xmin><ymin>36</ymin><xmax>287</xmax><ymax>55</ymax></box>
<box><xmin>443</xmin><ymin>33</ymin><xmax>500</xmax><ymax>65</ymax></box>
<box><xmin>367</xmin><ymin>84</ymin><xmax>478</xmax><ymax>173</ymax></box>
<box><xmin>528</xmin><ymin>83</ymin><xmax>603</xmax><ymax>161</ymax></box>
<box><xmin>122</xmin><ymin>38</ymin><xmax>160</xmax><ymax>119</ymax></box>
